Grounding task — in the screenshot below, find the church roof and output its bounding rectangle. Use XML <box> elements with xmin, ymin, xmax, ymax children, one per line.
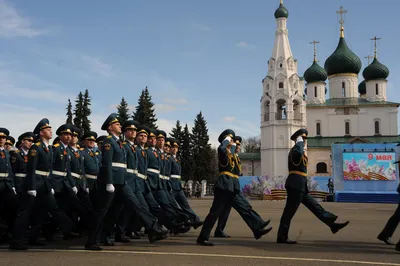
<box><xmin>362</xmin><ymin>58</ymin><xmax>390</xmax><ymax>81</ymax></box>
<box><xmin>274</xmin><ymin>3</ymin><xmax>289</xmax><ymax>19</ymax></box>
<box><xmin>307</xmin><ymin>98</ymin><xmax>400</xmax><ymax>108</ymax></box>
<box><xmin>304</xmin><ymin>61</ymin><xmax>327</xmax><ymax>83</ymax></box>
<box><xmin>307</xmin><ymin>135</ymin><xmax>400</xmax><ymax>148</ymax></box>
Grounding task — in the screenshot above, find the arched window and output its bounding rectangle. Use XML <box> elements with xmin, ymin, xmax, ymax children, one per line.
<box><xmin>279</xmin><ymin>82</ymin><xmax>284</xmax><ymax>89</ymax></box>
<box><xmin>314</xmin><ymin>86</ymin><xmax>317</xmax><ymax>97</ymax></box>
<box><xmin>376</xmin><ymin>84</ymin><xmax>379</xmax><ymax>95</ymax></box>
<box><xmin>276</xmin><ymin>99</ymin><xmax>286</xmax><ymax>120</ymax></box>
<box><xmin>342</xmin><ymin>82</ymin><xmax>346</xmax><ymax>97</ymax></box>
<box><xmin>280</xmin><ymin>63</ymin><xmax>283</xmax><ymax>68</ymax></box>
<box><xmin>264</xmin><ymin>101</ymin><xmax>270</xmax><ymax>121</ymax></box>
<box><xmin>266</xmin><ymin>84</ymin><xmax>269</xmax><ymax>90</ymax></box>
<box><xmin>293</xmin><ymin>100</ymin><xmax>300</xmax><ymax>120</ymax></box>
<box><xmin>316</xmin><ymin>162</ymin><xmax>328</xmax><ymax>173</ymax></box>
<box><xmin>345</xmin><ymin>121</ymin><xmax>350</xmax><ymax>135</ymax></box>
<box><xmin>374</xmin><ymin>120</ymin><xmax>380</xmax><ymax>134</ymax></box>
<box><xmin>316</xmin><ymin>122</ymin><xmax>321</xmax><ymax>136</ymax></box>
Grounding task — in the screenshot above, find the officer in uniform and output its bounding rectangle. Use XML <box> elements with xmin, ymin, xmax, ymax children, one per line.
<box><xmin>10</xmin><ymin>132</ymin><xmax>35</xmax><ymax>194</ymax></box>
<box><xmin>81</xmin><ymin>131</ymin><xmax>100</xmax><ymax>208</ymax></box>
<box><xmin>96</xmin><ymin>135</ymin><xmax>107</xmax><ymax>152</ymax></box>
<box><xmin>115</xmin><ymin>120</ymin><xmax>147</xmax><ymax>242</ymax></box>
<box><xmin>214</xmin><ymin>136</ymin><xmax>272</xmax><ymax>239</ymax></box>
<box><xmin>85</xmin><ymin>114</ymin><xmax>168</xmax><ymax>251</ymax></box>
<box><xmin>169</xmin><ymin>138</ymin><xmax>203</xmax><ymax>227</ymax></box>
<box><xmin>5</xmin><ymin>136</ymin><xmax>15</xmax><ymax>151</ymax></box>
<box><xmin>0</xmin><ymin>128</ymin><xmax>17</xmax><ymax>231</ymax></box>
<box><xmin>197</xmin><ymin>129</ymin><xmax>240</xmax><ymax>246</ymax></box>
<box><xmin>9</xmin><ymin>119</ymin><xmax>74</xmax><ymax>250</ymax></box>
<box><xmin>277</xmin><ymin>128</ymin><xmax>349</xmax><ymax>244</ymax></box>
<box><xmin>69</xmin><ymin>126</ymin><xmax>95</xmax><ymax>233</ymax></box>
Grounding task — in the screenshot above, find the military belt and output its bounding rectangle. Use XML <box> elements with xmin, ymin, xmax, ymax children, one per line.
<box><xmin>127</xmin><ymin>169</ymin><xmax>138</xmax><ymax>174</ymax></box>
<box><xmin>52</xmin><ymin>171</ymin><xmax>67</xmax><ymax>177</ymax></box>
<box><xmin>171</xmin><ymin>175</ymin><xmax>181</xmax><ymax>179</ymax></box>
<box><xmin>136</xmin><ymin>173</ymin><xmax>147</xmax><ymax>180</ymax></box>
<box><xmin>219</xmin><ymin>171</ymin><xmax>239</xmax><ymax>179</ymax></box>
<box><xmin>147</xmin><ymin>168</ymin><xmax>160</xmax><ymax>174</ymax></box>
<box><xmin>15</xmin><ymin>173</ymin><xmax>27</xmax><ymax>178</ymax></box>
<box><xmin>160</xmin><ymin>175</ymin><xmax>170</xmax><ymax>180</ymax></box>
<box><xmin>0</xmin><ymin>173</ymin><xmax>9</xmax><ymax>178</ymax></box>
<box><xmin>35</xmin><ymin>170</ymin><xmax>50</xmax><ymax>177</ymax></box>
<box><xmin>85</xmin><ymin>174</ymin><xmax>97</xmax><ymax>180</ymax></box>
<box><xmin>289</xmin><ymin>170</ymin><xmax>307</xmax><ymax>177</ymax></box>
<box><xmin>71</xmin><ymin>172</ymin><xmax>83</xmax><ymax>179</ymax></box>
<box><xmin>112</xmin><ymin>162</ymin><xmax>127</xmax><ymax>168</ymax></box>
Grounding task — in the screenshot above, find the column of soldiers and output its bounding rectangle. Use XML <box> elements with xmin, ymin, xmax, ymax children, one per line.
<box><xmin>0</xmin><ymin>113</ymin><xmax>203</xmax><ymax>251</ymax></box>
<box><xmin>2</xmin><ymin>116</ymin><xmax>400</xmax><ymax>252</ymax></box>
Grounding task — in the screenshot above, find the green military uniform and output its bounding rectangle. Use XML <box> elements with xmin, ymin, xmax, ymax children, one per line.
<box><xmin>277</xmin><ymin>129</ymin><xmax>349</xmax><ymax>244</ymax></box>
<box><xmin>215</xmin><ymin>136</ymin><xmax>271</xmax><ymax>239</ymax></box>
<box><xmin>10</xmin><ymin>132</ymin><xmax>35</xmax><ymax>194</ymax></box>
<box><xmin>168</xmin><ymin>138</ymin><xmax>202</xmax><ymax>225</ymax></box>
<box><xmin>85</xmin><ymin>114</ymin><xmax>167</xmax><ymax>251</ymax></box>
<box><xmin>5</xmin><ymin>136</ymin><xmax>15</xmax><ymax>151</ymax></box>
<box><xmin>81</xmin><ymin>131</ymin><xmax>100</xmax><ymax>206</ymax></box>
<box><xmin>10</xmin><ymin>119</ymin><xmax>74</xmax><ymax>250</ymax></box>
<box><xmin>0</xmin><ymin>128</ymin><xmax>18</xmax><ymax>231</ymax></box>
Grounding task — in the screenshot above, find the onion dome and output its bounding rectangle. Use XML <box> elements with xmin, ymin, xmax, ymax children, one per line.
<box><xmin>274</xmin><ymin>2</ymin><xmax>288</xmax><ymax>19</ymax></box>
<box><xmin>358</xmin><ymin>80</ymin><xmax>366</xmax><ymax>95</ymax></box>
<box><xmin>304</xmin><ymin>61</ymin><xmax>327</xmax><ymax>83</ymax></box>
<box><xmin>324</xmin><ymin>27</ymin><xmax>362</xmax><ymax>76</ymax></box>
<box><xmin>362</xmin><ymin>58</ymin><xmax>389</xmax><ymax>81</ymax></box>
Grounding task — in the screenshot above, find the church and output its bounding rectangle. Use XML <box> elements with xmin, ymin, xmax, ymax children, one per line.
<box><xmin>250</xmin><ymin>1</ymin><xmax>400</xmax><ymax>179</ymax></box>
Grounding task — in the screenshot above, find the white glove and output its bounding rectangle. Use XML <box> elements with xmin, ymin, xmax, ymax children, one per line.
<box><xmin>86</xmin><ymin>188</ymin><xmax>89</xmax><ymax>193</ymax></box>
<box><xmin>51</xmin><ymin>188</ymin><xmax>55</xmax><ymax>194</ymax></box>
<box><xmin>106</xmin><ymin>184</ymin><xmax>115</xmax><ymax>193</ymax></box>
<box><xmin>224</xmin><ymin>136</ymin><xmax>232</xmax><ymax>142</ymax></box>
<box><xmin>27</xmin><ymin>190</ymin><xmax>37</xmax><ymax>197</ymax></box>
<box><xmin>12</xmin><ymin>187</ymin><xmax>16</xmax><ymax>195</ymax></box>
<box><xmin>72</xmin><ymin>186</ymin><xmax>78</xmax><ymax>194</ymax></box>
<box><xmin>296</xmin><ymin>136</ymin><xmax>303</xmax><ymax>143</ymax></box>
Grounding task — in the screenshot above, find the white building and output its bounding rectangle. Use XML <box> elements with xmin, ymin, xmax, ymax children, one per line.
<box><xmin>257</xmin><ymin>1</ymin><xmax>400</xmax><ymax>178</ymax></box>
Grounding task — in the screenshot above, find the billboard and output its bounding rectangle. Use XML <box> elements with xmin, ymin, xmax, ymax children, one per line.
<box><xmin>343</xmin><ymin>152</ymin><xmax>397</xmax><ymax>181</ymax></box>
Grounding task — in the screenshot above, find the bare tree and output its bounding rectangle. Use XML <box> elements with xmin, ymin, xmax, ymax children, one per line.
<box><xmin>242</xmin><ymin>136</ymin><xmax>261</xmax><ymax>153</ymax></box>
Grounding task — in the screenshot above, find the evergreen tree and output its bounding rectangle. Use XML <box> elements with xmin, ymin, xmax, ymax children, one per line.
<box><xmin>73</xmin><ymin>92</ymin><xmax>84</xmax><ymax>129</ymax></box>
<box><xmin>180</xmin><ymin>123</ymin><xmax>194</xmax><ymax>181</ymax></box>
<box><xmin>66</xmin><ymin>99</ymin><xmax>73</xmax><ymax>124</ymax></box>
<box><xmin>191</xmin><ymin>111</ymin><xmax>214</xmax><ymax>181</ymax></box>
<box><xmin>170</xmin><ymin>120</ymin><xmax>184</xmax><ymax>159</ymax></box>
<box><xmin>117</xmin><ymin>97</ymin><xmax>130</xmax><ymax>127</ymax></box>
<box><xmin>132</xmin><ymin>86</ymin><xmax>158</xmax><ymax>129</ymax></box>
<box><xmin>81</xmin><ymin>89</ymin><xmax>92</xmax><ymax>134</ymax></box>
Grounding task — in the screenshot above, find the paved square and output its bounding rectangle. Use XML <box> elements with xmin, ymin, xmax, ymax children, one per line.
<box><xmin>2</xmin><ymin>199</ymin><xmax>400</xmax><ymax>265</ymax></box>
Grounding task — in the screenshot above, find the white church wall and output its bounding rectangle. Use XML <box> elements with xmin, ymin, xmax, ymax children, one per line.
<box><xmin>306</xmin><ymin>106</ymin><xmax>399</xmax><ymax>137</ymax></box>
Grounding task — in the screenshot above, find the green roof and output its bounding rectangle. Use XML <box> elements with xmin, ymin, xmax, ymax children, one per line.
<box><xmin>304</xmin><ymin>60</ymin><xmax>327</xmax><ymax>83</ymax></box>
<box><xmin>238</xmin><ymin>152</ymin><xmax>261</xmax><ymax>160</ymax></box>
<box><xmin>274</xmin><ymin>3</ymin><xmax>289</xmax><ymax>19</ymax></box>
<box><xmin>324</xmin><ymin>35</ymin><xmax>362</xmax><ymax>76</ymax></box>
<box><xmin>358</xmin><ymin>80</ymin><xmax>366</xmax><ymax>95</ymax></box>
<box><xmin>308</xmin><ymin>135</ymin><xmax>400</xmax><ymax>148</ymax></box>
<box><xmin>307</xmin><ymin>97</ymin><xmax>400</xmax><ymax>108</ymax></box>
<box><xmin>362</xmin><ymin>57</ymin><xmax>390</xmax><ymax>81</ymax></box>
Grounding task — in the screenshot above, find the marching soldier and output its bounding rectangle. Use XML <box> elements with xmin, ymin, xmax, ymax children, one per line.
<box><xmin>168</xmin><ymin>138</ymin><xmax>203</xmax><ymax>227</ymax></box>
<box><xmin>69</xmin><ymin>126</ymin><xmax>96</xmax><ymax>233</ymax></box>
<box><xmin>215</xmin><ymin>136</ymin><xmax>271</xmax><ymax>239</ymax></box>
<box><xmin>85</xmin><ymin>113</ymin><xmax>168</xmax><ymax>251</ymax></box>
<box><xmin>9</xmin><ymin>119</ymin><xmax>74</xmax><ymax>250</ymax></box>
<box><xmin>10</xmin><ymin>132</ymin><xmax>35</xmax><ymax>194</ymax></box>
<box><xmin>277</xmin><ymin>129</ymin><xmax>349</xmax><ymax>244</ymax></box>
<box><xmin>81</xmin><ymin>131</ymin><xmax>100</xmax><ymax>208</ymax></box>
<box><xmin>0</xmin><ymin>128</ymin><xmax>18</xmax><ymax>231</ymax></box>
<box><xmin>197</xmin><ymin>129</ymin><xmax>239</xmax><ymax>246</ymax></box>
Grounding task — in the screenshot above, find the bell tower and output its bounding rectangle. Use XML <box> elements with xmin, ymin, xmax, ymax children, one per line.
<box><xmin>260</xmin><ymin>0</ymin><xmax>306</xmax><ymax>177</ymax></box>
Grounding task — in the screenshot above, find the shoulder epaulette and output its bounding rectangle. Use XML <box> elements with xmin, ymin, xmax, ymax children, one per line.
<box><xmin>53</xmin><ymin>143</ymin><xmax>60</xmax><ymax>147</ymax></box>
<box><xmin>107</xmin><ymin>135</ymin><xmax>112</xmax><ymax>139</ymax></box>
<box><xmin>79</xmin><ymin>148</ymin><xmax>85</xmax><ymax>151</ymax></box>
<box><xmin>35</xmin><ymin>141</ymin><xmax>41</xmax><ymax>146</ymax></box>
<box><xmin>145</xmin><ymin>147</ymin><xmax>148</xmax><ymax>150</ymax></box>
<box><xmin>95</xmin><ymin>152</ymin><xmax>100</xmax><ymax>155</ymax></box>
<box><xmin>122</xmin><ymin>141</ymin><xmax>127</xmax><ymax>144</ymax></box>
<box><xmin>134</xmin><ymin>144</ymin><xmax>137</xmax><ymax>147</ymax></box>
